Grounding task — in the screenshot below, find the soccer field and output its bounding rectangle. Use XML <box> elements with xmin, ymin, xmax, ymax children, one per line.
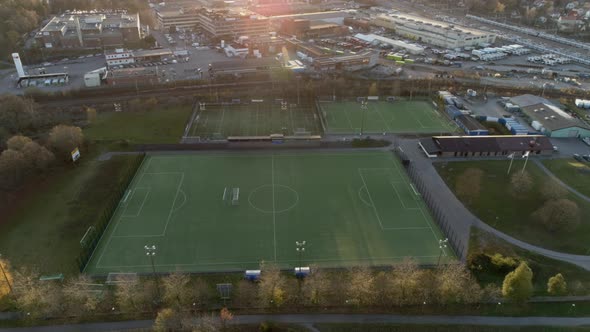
<box><xmin>320</xmin><ymin>100</ymin><xmax>456</xmax><ymax>134</ymax></box>
<box><xmin>186</xmin><ymin>102</ymin><xmax>322</xmax><ymax>139</ymax></box>
<box><xmin>85</xmin><ymin>151</ymin><xmax>453</xmax><ymax>274</ymax></box>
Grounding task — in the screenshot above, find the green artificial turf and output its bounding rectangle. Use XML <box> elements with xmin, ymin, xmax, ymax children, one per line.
<box><xmin>85</xmin><ymin>151</ymin><xmax>452</xmax><ymax>274</ymax></box>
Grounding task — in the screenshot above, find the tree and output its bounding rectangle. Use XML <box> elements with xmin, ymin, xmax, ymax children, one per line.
<box><xmin>219</xmin><ymin>307</ymin><xmax>233</xmax><ymax>330</ymax></box>
<box><xmin>347</xmin><ymin>266</ymin><xmax>376</xmax><ymax>306</ymax></box>
<box><xmin>0</xmin><ymin>257</ymin><xmax>13</xmax><ymax>299</ymax></box>
<box><xmin>455</xmin><ymin>168</ymin><xmax>484</xmax><ymax>204</ymax></box>
<box><xmin>0</xmin><ymin>95</ymin><xmax>38</xmax><ymax>135</ymax></box>
<box><xmin>547</xmin><ymin>273</ymin><xmax>567</xmax><ymax>296</ymax></box>
<box><xmin>22</xmin><ymin>141</ymin><xmax>55</xmax><ymax>170</ymax></box>
<box><xmin>6</xmin><ymin>135</ymin><xmax>32</xmax><ymax>151</ymax></box>
<box><xmin>153</xmin><ymin>308</ymin><xmax>183</xmax><ymax>332</ymax></box>
<box><xmin>532</xmin><ymin>198</ymin><xmax>580</xmax><ymax>232</ymax></box>
<box><xmin>540</xmin><ymin>180</ymin><xmax>568</xmax><ymax>200</ymax></box>
<box><xmin>13</xmin><ymin>269</ymin><xmax>64</xmax><ymax>319</ymax></box>
<box><xmin>115</xmin><ymin>279</ymin><xmax>157</xmax><ymax>312</ymax></box>
<box><xmin>86</xmin><ymin>107</ymin><xmax>97</xmax><ymax>124</ymax></box>
<box><xmin>301</xmin><ymin>265</ymin><xmax>330</xmax><ymax>305</ymax></box>
<box><xmin>48</xmin><ymin>125</ymin><xmax>84</xmax><ymax>160</ymax></box>
<box><xmin>502</xmin><ymin>262</ymin><xmax>533</xmax><ymax>303</ymax></box>
<box><xmin>436</xmin><ymin>262</ymin><xmax>482</xmax><ymax>304</ymax></box>
<box><xmin>0</xmin><ymin>149</ymin><xmax>27</xmax><ymax>189</ymax></box>
<box><xmin>510</xmin><ymin>171</ymin><xmax>533</xmax><ymax>197</ymax></box>
<box><xmin>390</xmin><ymin>258</ymin><xmax>421</xmax><ymax>306</ymax></box>
<box><xmin>258</xmin><ymin>262</ymin><xmax>286</xmax><ymax>307</ymax></box>
<box><xmin>62</xmin><ymin>275</ymin><xmax>103</xmax><ymax>316</ymax></box>
<box><xmin>234</xmin><ymin>280</ymin><xmax>257</xmax><ymax>308</ymax></box>
<box><xmin>161</xmin><ymin>272</ymin><xmax>191</xmax><ymax>308</ymax></box>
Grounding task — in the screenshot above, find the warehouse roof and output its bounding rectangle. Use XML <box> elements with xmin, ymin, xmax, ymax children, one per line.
<box><xmin>520</xmin><ymin>103</ymin><xmax>590</xmax><ymax>131</ymax></box>
<box><xmin>420</xmin><ymin>135</ymin><xmax>553</xmax><ymax>154</ymax></box>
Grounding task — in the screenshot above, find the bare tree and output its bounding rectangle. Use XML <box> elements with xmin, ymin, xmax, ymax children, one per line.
<box><xmin>301</xmin><ymin>265</ymin><xmax>330</xmax><ymax>305</ymax></box>
<box><xmin>115</xmin><ymin>279</ymin><xmax>157</xmax><ymax>313</ymax></box>
<box><xmin>347</xmin><ymin>266</ymin><xmax>376</xmax><ymax>306</ymax></box>
<box><xmin>153</xmin><ymin>308</ymin><xmax>183</xmax><ymax>332</ymax></box>
<box><xmin>13</xmin><ymin>269</ymin><xmax>64</xmax><ymax>319</ymax></box>
<box><xmin>62</xmin><ymin>275</ymin><xmax>103</xmax><ymax>316</ymax></box>
<box><xmin>541</xmin><ymin>180</ymin><xmax>568</xmax><ymax>201</ymax></box>
<box><xmin>390</xmin><ymin>258</ymin><xmax>422</xmax><ymax>306</ymax></box>
<box><xmin>435</xmin><ymin>262</ymin><xmax>482</xmax><ymax>305</ymax></box>
<box><xmin>6</xmin><ymin>135</ymin><xmax>32</xmax><ymax>151</ymax></box>
<box><xmin>510</xmin><ymin>171</ymin><xmax>533</xmax><ymax>197</ymax></box>
<box><xmin>532</xmin><ymin>199</ymin><xmax>580</xmax><ymax>232</ymax></box>
<box><xmin>161</xmin><ymin>272</ymin><xmax>191</xmax><ymax>308</ymax></box>
<box><xmin>234</xmin><ymin>280</ymin><xmax>258</xmax><ymax>308</ymax></box>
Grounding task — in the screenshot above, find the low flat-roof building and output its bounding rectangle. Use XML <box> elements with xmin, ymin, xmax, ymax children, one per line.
<box><xmin>312</xmin><ymin>51</ymin><xmax>377</xmax><ymax>72</ymax></box>
<box><xmin>510</xmin><ymin>94</ymin><xmax>590</xmax><ymax>138</ymax></box>
<box><xmin>454</xmin><ymin>114</ymin><xmax>489</xmax><ymax>136</ymax></box>
<box><xmin>373</xmin><ymin>13</ymin><xmax>496</xmax><ymax>49</ymax></box>
<box><xmin>354</xmin><ymin>33</ymin><xmax>424</xmax><ymax>54</ymax></box>
<box><xmin>418</xmin><ymin>135</ymin><xmax>553</xmax><ymax>158</ymax></box>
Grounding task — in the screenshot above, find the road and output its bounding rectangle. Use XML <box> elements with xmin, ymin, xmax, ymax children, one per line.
<box><xmin>2</xmin><ymin>314</ymin><xmax>590</xmax><ymax>332</ymax></box>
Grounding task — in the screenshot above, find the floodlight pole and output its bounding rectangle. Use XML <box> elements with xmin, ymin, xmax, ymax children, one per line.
<box><xmin>295</xmin><ymin>241</ymin><xmax>306</xmax><ymax>269</ymax></box>
<box><xmin>144</xmin><ymin>245</ymin><xmax>161</xmax><ymax>299</ymax></box>
<box><xmin>507</xmin><ymin>154</ymin><xmax>514</xmax><ymax>175</ymax></box>
<box><xmin>437</xmin><ymin>238</ymin><xmax>448</xmax><ymax>266</ymax></box>
<box><xmin>0</xmin><ymin>254</ymin><xmax>12</xmax><ymax>293</ymax></box>
<box><xmin>360</xmin><ymin>101</ymin><xmax>368</xmax><ymax>136</ymax></box>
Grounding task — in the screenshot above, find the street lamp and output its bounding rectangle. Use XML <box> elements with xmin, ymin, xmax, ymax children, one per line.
<box><xmin>0</xmin><ymin>253</ymin><xmax>12</xmax><ymax>294</ymax></box>
<box><xmin>295</xmin><ymin>241</ymin><xmax>306</xmax><ymax>269</ymax></box>
<box><xmin>144</xmin><ymin>245</ymin><xmax>161</xmax><ymax>298</ymax></box>
<box><xmin>437</xmin><ymin>238</ymin><xmax>448</xmax><ymax>266</ymax></box>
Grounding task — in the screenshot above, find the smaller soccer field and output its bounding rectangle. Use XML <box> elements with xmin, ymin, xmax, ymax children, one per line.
<box><xmin>186</xmin><ymin>102</ymin><xmax>322</xmax><ymax>139</ymax></box>
<box><xmin>84</xmin><ymin>151</ymin><xmax>454</xmax><ymax>274</ymax></box>
<box><xmin>320</xmin><ymin>100</ymin><xmax>456</xmax><ymax>134</ymax></box>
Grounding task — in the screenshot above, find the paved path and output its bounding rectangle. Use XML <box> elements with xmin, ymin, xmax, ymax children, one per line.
<box><xmin>2</xmin><ymin>314</ymin><xmax>590</xmax><ymax>332</ymax></box>
<box><xmin>533</xmin><ymin>159</ymin><xmax>590</xmax><ymax>203</ymax></box>
<box><xmin>397</xmin><ymin>138</ymin><xmax>590</xmax><ymax>271</ymax></box>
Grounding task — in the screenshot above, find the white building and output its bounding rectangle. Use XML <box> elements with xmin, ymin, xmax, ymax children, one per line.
<box><xmin>105</xmin><ymin>49</ymin><xmax>135</xmax><ymax>67</ymax></box>
<box><xmin>373</xmin><ymin>13</ymin><xmax>496</xmax><ymax>49</ymax></box>
<box><xmin>354</xmin><ymin>33</ymin><xmax>424</xmax><ymax>54</ymax></box>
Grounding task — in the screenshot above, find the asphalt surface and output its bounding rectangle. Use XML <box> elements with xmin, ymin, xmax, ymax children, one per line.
<box><xmin>2</xmin><ymin>314</ymin><xmax>590</xmax><ymax>331</ymax></box>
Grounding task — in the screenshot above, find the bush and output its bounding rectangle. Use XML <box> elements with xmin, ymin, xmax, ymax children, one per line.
<box><xmin>532</xmin><ymin>198</ymin><xmax>580</xmax><ymax>232</ymax></box>
<box><xmin>540</xmin><ymin>180</ymin><xmax>568</xmax><ymax>200</ymax></box>
<box><xmin>490</xmin><ymin>253</ymin><xmax>519</xmax><ymax>273</ymax></box>
<box><xmin>547</xmin><ymin>273</ymin><xmax>567</xmax><ymax>295</ymax></box>
<box><xmin>510</xmin><ymin>171</ymin><xmax>533</xmax><ymax>197</ymax></box>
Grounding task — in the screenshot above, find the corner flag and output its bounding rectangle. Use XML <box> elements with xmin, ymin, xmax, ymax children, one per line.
<box><xmin>522</xmin><ymin>151</ymin><xmax>530</xmax><ymax>158</ymax></box>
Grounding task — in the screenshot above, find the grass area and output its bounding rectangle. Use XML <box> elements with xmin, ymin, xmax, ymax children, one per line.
<box><xmin>0</xmin><ymin>151</ymin><xmax>141</xmax><ymax>275</ymax></box>
<box><xmin>469</xmin><ymin>228</ymin><xmax>590</xmax><ymax>296</ymax></box>
<box><xmin>187</xmin><ymin>102</ymin><xmax>321</xmax><ymax>138</ymax></box>
<box><xmin>435</xmin><ymin>160</ymin><xmax>590</xmax><ymax>254</ymax></box>
<box><xmin>320</xmin><ymin>100</ymin><xmax>456</xmax><ymax>134</ymax></box>
<box><xmin>86</xmin><ymin>151</ymin><xmax>452</xmax><ymax>274</ymax></box>
<box><xmin>84</xmin><ymin>106</ymin><xmax>192</xmax><ymax>144</ymax></box>
<box><xmin>542</xmin><ymin>158</ymin><xmax>590</xmax><ymax>198</ymax></box>
<box><xmin>316</xmin><ymin>324</ymin><xmax>590</xmax><ymax>331</ymax></box>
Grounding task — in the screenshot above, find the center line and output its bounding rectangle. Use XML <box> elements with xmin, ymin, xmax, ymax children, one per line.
<box><xmin>271</xmin><ymin>155</ymin><xmax>277</xmax><ymax>261</ymax></box>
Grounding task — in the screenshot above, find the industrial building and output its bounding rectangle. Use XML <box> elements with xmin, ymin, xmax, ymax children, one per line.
<box><xmin>373</xmin><ymin>13</ymin><xmax>496</xmax><ymax>49</ymax></box>
<box><xmin>104</xmin><ymin>67</ymin><xmax>159</xmax><ymax>86</ymax></box>
<box><xmin>209</xmin><ymin>58</ymin><xmax>280</xmax><ymax>78</ymax></box>
<box><xmin>155</xmin><ymin>7</ymin><xmax>270</xmax><ymax>38</ymax></box>
<box><xmin>312</xmin><ymin>51</ymin><xmax>377</xmax><ymax>72</ymax></box>
<box><xmin>454</xmin><ymin>114</ymin><xmax>489</xmax><ymax>136</ymax></box>
<box><xmin>510</xmin><ymin>94</ymin><xmax>590</xmax><ymax>138</ymax></box>
<box><xmin>104</xmin><ymin>48</ymin><xmax>174</xmax><ymax>67</ymax></box>
<box><xmin>418</xmin><ymin>135</ymin><xmax>553</xmax><ymax>158</ymax></box>
<box><xmin>35</xmin><ymin>11</ymin><xmax>142</xmax><ymax>49</ymax></box>
<box><xmin>353</xmin><ymin>33</ymin><xmax>424</xmax><ymax>55</ymax></box>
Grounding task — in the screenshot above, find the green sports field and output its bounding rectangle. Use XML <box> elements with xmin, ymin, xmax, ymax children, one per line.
<box><xmin>186</xmin><ymin>102</ymin><xmax>321</xmax><ymax>139</ymax></box>
<box><xmin>319</xmin><ymin>100</ymin><xmax>456</xmax><ymax>134</ymax></box>
<box><xmin>85</xmin><ymin>151</ymin><xmax>453</xmax><ymax>274</ymax></box>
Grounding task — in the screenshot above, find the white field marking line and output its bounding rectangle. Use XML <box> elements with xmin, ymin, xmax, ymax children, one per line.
<box><xmin>357</xmin><ymin>169</ymin><xmax>385</xmax><ymax>230</ymax></box>
<box><xmin>410</xmin><ymin>183</ymin><xmax>420</xmax><ymax>196</ymax></box>
<box><xmin>342</xmin><ymin>106</ymin><xmax>355</xmax><ymax>132</ymax></box>
<box><xmin>89</xmin><ymin>155</ymin><xmax>149</xmax><ymax>271</ymax></box>
<box><xmin>223</xmin><ymin>187</ymin><xmax>227</xmax><ymax>201</ymax></box>
<box><xmin>121</xmin><ymin>189</ymin><xmax>151</xmax><ymax>218</ymax></box>
<box><xmin>145</xmin><ymin>152</ymin><xmax>385</xmax><ymax>159</ymax></box>
<box><xmin>409</xmin><ymin>109</ymin><xmax>427</xmax><ymax>128</ymax></box>
<box><xmin>372</xmin><ymin>103</ymin><xmax>392</xmax><ymax>133</ymax></box>
<box><xmin>161</xmin><ymin>172</ymin><xmax>185</xmax><ymax>236</ymax></box>
<box><xmin>172</xmin><ymin>190</ymin><xmax>187</xmax><ymax>213</ymax></box>
<box><xmin>386</xmin><ymin>154</ymin><xmax>439</xmax><ymax>242</ymax></box>
<box><xmin>358</xmin><ymin>186</ymin><xmax>373</xmax><ymax>207</ymax></box>
<box><xmin>95</xmin><ymin>254</ymin><xmax>444</xmax><ymax>269</ymax></box>
<box><xmin>390</xmin><ymin>182</ymin><xmax>420</xmax><ymax>210</ymax></box>
<box><xmin>271</xmin><ymin>155</ymin><xmax>277</xmax><ymax>262</ymax></box>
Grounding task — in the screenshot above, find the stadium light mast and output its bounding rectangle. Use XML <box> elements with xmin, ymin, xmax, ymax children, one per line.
<box><xmin>144</xmin><ymin>245</ymin><xmax>161</xmax><ymax>298</ymax></box>
<box><xmin>0</xmin><ymin>253</ymin><xmax>12</xmax><ymax>293</ymax></box>
<box><xmin>295</xmin><ymin>241</ymin><xmax>306</xmax><ymax>268</ymax></box>
<box><xmin>437</xmin><ymin>238</ymin><xmax>448</xmax><ymax>266</ymax></box>
<box><xmin>360</xmin><ymin>100</ymin><xmax>368</xmax><ymax>136</ymax></box>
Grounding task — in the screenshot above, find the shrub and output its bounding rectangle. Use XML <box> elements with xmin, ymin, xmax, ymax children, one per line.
<box><xmin>532</xmin><ymin>199</ymin><xmax>580</xmax><ymax>232</ymax></box>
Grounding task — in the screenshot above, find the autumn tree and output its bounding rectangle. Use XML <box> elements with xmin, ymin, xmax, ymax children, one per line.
<box><xmin>389</xmin><ymin>258</ymin><xmax>422</xmax><ymax>306</ymax></box>
<box><xmin>153</xmin><ymin>308</ymin><xmax>183</xmax><ymax>332</ymax></box>
<box><xmin>435</xmin><ymin>262</ymin><xmax>482</xmax><ymax>304</ymax></box>
<box><xmin>547</xmin><ymin>273</ymin><xmax>567</xmax><ymax>296</ymax></box>
<box><xmin>13</xmin><ymin>269</ymin><xmax>64</xmax><ymax>319</ymax></box>
<box><xmin>510</xmin><ymin>171</ymin><xmax>533</xmax><ymax>197</ymax></box>
<box><xmin>0</xmin><ymin>95</ymin><xmax>39</xmax><ymax>136</ymax></box>
<box><xmin>62</xmin><ymin>275</ymin><xmax>103</xmax><ymax>316</ymax></box>
<box><xmin>234</xmin><ymin>280</ymin><xmax>258</xmax><ymax>308</ymax></box>
<box><xmin>532</xmin><ymin>199</ymin><xmax>580</xmax><ymax>232</ymax></box>
<box><xmin>0</xmin><ymin>149</ymin><xmax>27</xmax><ymax>189</ymax></box>
<box><xmin>48</xmin><ymin>125</ymin><xmax>84</xmax><ymax>160</ymax></box>
<box><xmin>301</xmin><ymin>265</ymin><xmax>330</xmax><ymax>305</ymax></box>
<box><xmin>0</xmin><ymin>257</ymin><xmax>13</xmax><ymax>299</ymax></box>
<box><xmin>258</xmin><ymin>262</ymin><xmax>286</xmax><ymax>307</ymax></box>
<box><xmin>455</xmin><ymin>168</ymin><xmax>484</xmax><ymax>204</ymax></box>
<box><xmin>115</xmin><ymin>279</ymin><xmax>157</xmax><ymax>312</ymax></box>
<box><xmin>161</xmin><ymin>272</ymin><xmax>191</xmax><ymax>308</ymax></box>
<box><xmin>502</xmin><ymin>262</ymin><xmax>533</xmax><ymax>303</ymax></box>
<box><xmin>220</xmin><ymin>307</ymin><xmax>233</xmax><ymax>330</ymax></box>
<box><xmin>347</xmin><ymin>266</ymin><xmax>376</xmax><ymax>306</ymax></box>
